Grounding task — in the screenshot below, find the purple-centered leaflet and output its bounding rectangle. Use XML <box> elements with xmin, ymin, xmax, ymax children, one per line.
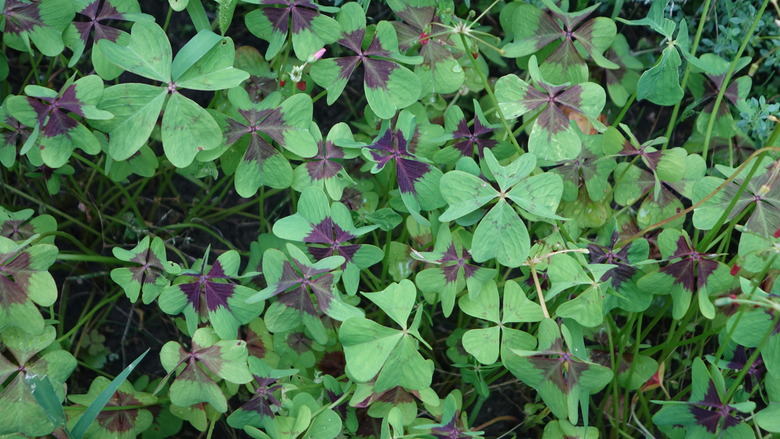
<box><xmin>4</xmin><ymin>75</ymin><xmax>113</xmax><ymax>168</ymax></box>
<box><xmin>272</xmin><ymin>186</ymin><xmax>383</xmax><ymax>295</ymax></box>
<box><xmin>412</xmin><ymin>225</ymin><xmax>496</xmax><ymax>317</ymax></box>
<box><xmin>250</xmin><ymin>244</ymin><xmax>361</xmax><ymax>344</ymax></box>
<box><xmin>158</xmin><ymin>248</ymin><xmax>263</xmax><ymax>340</ymax></box>
<box><xmin>495</xmin><ymin>56</ymin><xmax>606</xmax><ymax>161</ymax></box>
<box><xmin>309</xmin><ymin>2</ymin><xmax>422</xmax><ymax>119</ymax></box>
<box><xmin>356</xmin><ymin>110</ymin><xmax>444</xmax><ymax>225</ymax></box>
<box><xmin>221</xmin><ymin>87</ymin><xmax>317</xmax><ymax>197</ymax></box>
<box><xmin>245</xmin><ymin>0</ymin><xmax>340</xmax><ymax>61</ymax></box>
<box><xmin>160</xmin><ymin>327</ymin><xmax>252</xmax><ymax>413</ymax></box>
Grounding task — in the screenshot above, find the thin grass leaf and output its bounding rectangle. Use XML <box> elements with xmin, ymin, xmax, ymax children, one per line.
<box><xmin>26</xmin><ymin>374</ymin><xmax>66</xmax><ymax>429</ymax></box>
<box><xmin>69</xmin><ymin>348</ymin><xmax>150</xmax><ymax>439</ymax></box>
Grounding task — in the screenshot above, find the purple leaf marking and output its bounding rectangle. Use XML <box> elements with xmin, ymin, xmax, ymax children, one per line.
<box><xmin>268</xmin><ymin>258</ymin><xmax>336</xmax><ymax>315</ymax></box>
<box><xmin>367</xmin><ymin>128</ymin><xmax>432</xmax><ymax>194</ymax></box>
<box><xmin>2</xmin><ymin>0</ymin><xmax>43</xmax><ymax>35</ymax></box>
<box><xmin>305</xmin><ymin>140</ymin><xmax>344</xmax><ymax>181</ymax></box>
<box><xmin>28</xmin><ymin>84</ymin><xmax>86</xmax><ymax>137</ymax></box>
<box><xmin>588</xmin><ymin>233</ymin><xmax>636</xmax><ymax>289</ymax></box>
<box><xmin>179</xmin><ymin>259</ymin><xmax>237</xmax><ymax>313</ymax></box>
<box><xmin>73</xmin><ymin>0</ymin><xmax>125</xmax><ymax>45</ymax></box>
<box><xmin>688</xmin><ymin>382</ymin><xmax>744</xmax><ymax>433</ymax></box>
<box><xmin>660</xmin><ymin>236</ymin><xmax>719</xmax><ymax>293</ymax></box>
<box><xmin>260</xmin><ymin>0</ymin><xmax>320</xmax><ymax>36</ymax></box>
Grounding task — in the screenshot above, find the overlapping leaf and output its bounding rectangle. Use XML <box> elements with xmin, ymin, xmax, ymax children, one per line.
<box><xmin>4</xmin><ymin>75</ymin><xmax>112</xmax><ymax>168</ymax></box>
<box><xmin>496</xmin><ymin>57</ymin><xmax>606</xmax><ymax>161</ymax></box>
<box><xmin>245</xmin><ymin>0</ymin><xmax>340</xmax><ymax>61</ymax></box>
<box><xmin>309</xmin><ymin>2</ymin><xmax>422</xmax><ymax>119</ymax></box>
<box><xmin>291</xmin><ymin>122</ymin><xmax>357</xmax><ymax>200</ymax></box>
<box><xmin>220</xmin><ymin>87</ymin><xmax>317</xmax><ymax>197</ymax></box>
<box><xmin>1</xmin><ymin>0</ymin><xmax>75</xmax><ymax>56</ymax></box>
<box><xmin>64</xmin><ymin>0</ymin><xmax>151</xmax><ymax>80</ymax></box>
<box><xmin>0</xmin><ymin>326</ymin><xmax>76</xmax><ymax>437</ymax></box>
<box><xmin>387</xmin><ymin>0</ymin><xmax>464</xmax><ymax>94</ymax></box>
<box><xmin>273</xmin><ymin>186</ymin><xmax>383</xmax><ymax>295</ymax></box>
<box><xmin>111</xmin><ymin>235</ymin><xmax>180</xmax><ymax>304</ymax></box>
<box><xmin>412</xmin><ymin>225</ymin><xmax>496</xmax><ymax>317</ymax></box>
<box><xmin>68</xmin><ymin>376</ymin><xmax>157</xmax><ymax>439</ymax></box>
<box><xmin>504</xmin><ymin>319</ymin><xmax>613</xmax><ymax>425</ymax></box>
<box><xmin>501</xmin><ymin>0</ymin><xmax>617</xmax><ymax>84</ymax></box>
<box><xmin>158</xmin><ymin>248</ymin><xmax>262</xmax><ymax>339</ymax></box>
<box><xmin>653</xmin><ymin>358</ymin><xmax>754</xmax><ymax>437</ymax></box>
<box><xmin>358</xmin><ymin>111</ymin><xmax>445</xmax><ymax>225</ymax></box>
<box><xmin>95</xmin><ymin>20</ymin><xmax>249</xmax><ymax>167</ymax></box>
<box><xmin>160</xmin><ymin>327</ymin><xmax>252</xmax><ymax>413</ymax></box>
<box><xmin>638</xmin><ymin>229</ymin><xmax>730</xmax><ymax>319</ymax></box>
<box><xmin>0</xmin><ymin>235</ymin><xmax>58</xmax><ymax>335</ymax></box>
<box><xmin>250</xmin><ymin>244</ymin><xmax>361</xmax><ymax>344</ymax></box>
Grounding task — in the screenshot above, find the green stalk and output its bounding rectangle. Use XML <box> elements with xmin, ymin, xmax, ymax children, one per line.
<box><xmin>701</xmin><ymin>0</ymin><xmax>770</xmax><ymax>162</ymax></box>
<box><xmin>662</xmin><ymin>0</ymin><xmax>712</xmax><ymax>149</ymax></box>
<box><xmin>459</xmin><ymin>34</ymin><xmax>524</xmax><ymax>155</ymax></box>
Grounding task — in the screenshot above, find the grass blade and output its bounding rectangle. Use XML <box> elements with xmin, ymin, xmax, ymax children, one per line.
<box><xmin>69</xmin><ymin>348</ymin><xmax>150</xmax><ymax>439</ymax></box>
<box><xmin>26</xmin><ymin>374</ymin><xmax>67</xmax><ymax>429</ymax></box>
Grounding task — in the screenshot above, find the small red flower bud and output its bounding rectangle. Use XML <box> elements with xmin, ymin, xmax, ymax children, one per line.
<box><xmin>279</xmin><ymin>80</ymin><xmax>286</xmax><ymax>87</ymax></box>
<box><xmin>730</xmin><ymin>264</ymin><xmax>741</xmax><ymax>276</ymax></box>
<box><xmin>471</xmin><ymin>51</ymin><xmax>478</xmax><ymax>59</ymax></box>
<box><xmin>774</xmin><ymin>228</ymin><xmax>780</xmax><ymax>238</ymax></box>
<box><xmin>296</xmin><ymin>80</ymin><xmax>307</xmax><ymax>91</ymax></box>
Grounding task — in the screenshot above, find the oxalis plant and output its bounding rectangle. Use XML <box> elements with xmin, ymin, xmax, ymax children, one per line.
<box><xmin>1</xmin><ymin>0</ymin><xmax>780</xmax><ymax>437</ymax></box>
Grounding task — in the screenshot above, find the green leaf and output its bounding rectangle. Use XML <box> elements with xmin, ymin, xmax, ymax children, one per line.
<box><xmin>471</xmin><ymin>200</ymin><xmax>530</xmax><ymax>267</ymax></box>
<box><xmin>98</xmin><ymin>20</ymin><xmax>172</xmax><ymax>83</ymax></box>
<box><xmin>161</xmin><ymin>93</ymin><xmax>222</xmax><ymax>168</ymax></box>
<box><xmin>91</xmin><ymin>83</ymin><xmax>167</xmax><ymax>161</ymax></box>
<box><xmin>637</xmin><ymin>45</ymin><xmax>683</xmax><ymax>106</ymax></box>
<box><xmin>69</xmin><ymin>349</ymin><xmax>150</xmax><ymax>439</ymax></box>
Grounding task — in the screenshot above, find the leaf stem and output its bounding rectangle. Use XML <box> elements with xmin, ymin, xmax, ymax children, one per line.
<box><xmin>459</xmin><ymin>34</ymin><xmax>523</xmax><ymax>155</ymax></box>
<box><xmin>701</xmin><ymin>0</ymin><xmax>770</xmax><ymax>162</ymax></box>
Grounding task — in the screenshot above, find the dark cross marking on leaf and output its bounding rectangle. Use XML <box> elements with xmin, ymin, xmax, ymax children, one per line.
<box><xmin>28</xmin><ymin>84</ymin><xmax>86</xmax><ymax>138</ymax></box>
<box><xmin>73</xmin><ymin>0</ymin><xmax>125</xmax><ymax>45</ymax></box>
<box><xmin>332</xmin><ymin>27</ymin><xmax>398</xmax><ymax>90</ymax></box>
<box><xmin>688</xmin><ymin>382</ymin><xmax>744</xmax><ymax>433</ymax></box>
<box><xmin>267</xmin><ymin>258</ymin><xmax>336</xmax><ymax>315</ymax></box>
<box><xmin>367</xmin><ymin>128</ymin><xmax>432</xmax><ymax>194</ymax></box>
<box><xmin>305</xmin><ymin>139</ymin><xmax>344</xmax><ymax>181</ymax></box>
<box><xmin>618</xmin><ymin>138</ymin><xmax>662</xmax><ymax>170</ymax></box>
<box><xmin>1</xmin><ymin>0</ymin><xmax>43</xmax><ymax>35</ymax></box>
<box><xmin>725</xmin><ymin>346</ymin><xmax>765</xmax><ymax>393</ymax></box>
<box><xmin>287</xmin><ymin>331</ymin><xmax>312</xmax><ymax>354</ymax></box>
<box><xmin>226</xmin><ymin>107</ymin><xmax>290</xmax><ymax>162</ymax></box>
<box><xmin>304</xmin><ymin>217</ymin><xmax>359</xmax><ymax>262</ymax></box>
<box><xmin>129</xmin><ymin>245</ymin><xmax>166</xmax><ymax>291</ymax></box>
<box><xmin>588</xmin><ymin>233</ymin><xmax>636</xmax><ymax>290</ymax></box>
<box><xmin>520</xmin><ymin>4</ymin><xmax>604</xmax><ymax>72</ymax></box>
<box><xmin>0</xmin><ymin>251</ymin><xmax>32</xmax><ymax>305</ymax></box>
<box><xmin>431</xmin><ymin>415</ymin><xmax>472</xmax><ymax>439</ymax></box>
<box><xmin>553</xmin><ymin>148</ymin><xmax>598</xmax><ymax>191</ymax></box>
<box><xmin>179</xmin><ymin>258</ymin><xmax>238</xmax><ymax>314</ymax></box>
<box><xmin>660</xmin><ymin>236</ymin><xmax>719</xmax><ymax>293</ymax></box>
<box><xmin>527</xmin><ymin>335</ymin><xmax>592</xmax><ymax>394</ymax></box>
<box><xmin>244</xmin><ymin>326</ymin><xmax>269</xmax><ymax>359</ymax></box>
<box><xmin>451</xmin><ymin>115</ymin><xmax>497</xmax><ymax>158</ymax></box>
<box><xmin>2</xmin><ymin>115</ymin><xmax>31</xmax><ymax>149</ymax></box>
<box><xmin>439</xmin><ymin>243</ymin><xmax>479</xmax><ymax>284</ymax></box>
<box><xmin>259</xmin><ymin>0</ymin><xmax>320</xmax><ymax>36</ymax></box>
<box><xmin>393</xmin><ymin>6</ymin><xmax>457</xmax><ymax>73</ymax></box>
<box><xmin>699</xmin><ymin>71</ymin><xmax>743</xmax><ymax>117</ymax></box>
<box><xmin>95</xmin><ymin>389</ymin><xmax>143</xmax><ymax>433</ymax></box>
<box><xmin>241</xmin><ymin>375</ymin><xmax>282</xmax><ymax>419</ymax></box>
<box><xmin>521</xmin><ymin>82</ymin><xmax>585</xmax><ymax>136</ymax></box>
